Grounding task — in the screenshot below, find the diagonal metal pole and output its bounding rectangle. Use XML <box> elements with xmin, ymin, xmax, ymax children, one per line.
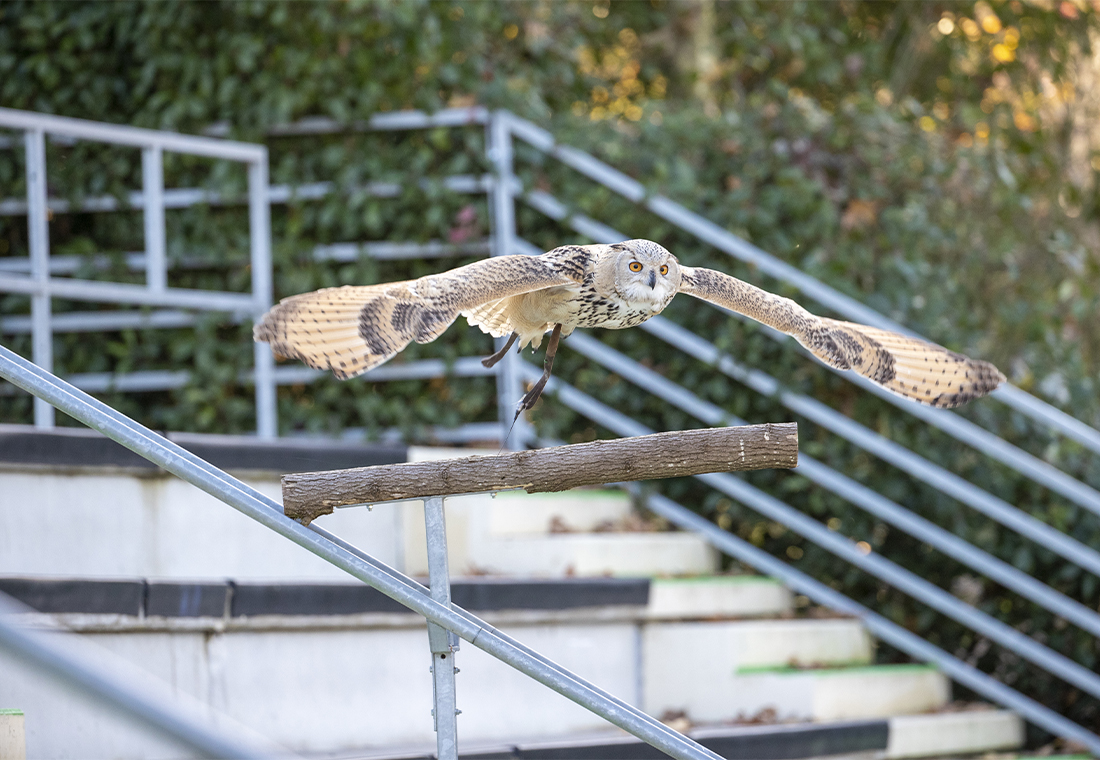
<box><xmin>523</xmin><ymin>350</ymin><xmax>1100</xmax><ymax>700</ymax></box>
<box><xmin>0</xmin><ymin>592</ymin><xmax>291</xmax><ymax>759</ymax></box>
<box><xmin>529</xmin><ymin>369</ymin><xmax>1100</xmax><ymax>755</ymax></box>
<box><xmin>0</xmin><ymin>343</ymin><xmax>720</xmax><ymax>760</ymax></box>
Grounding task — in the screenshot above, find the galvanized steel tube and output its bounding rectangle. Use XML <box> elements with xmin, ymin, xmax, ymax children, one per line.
<box><xmin>0</xmin><ymin>345</ymin><xmax>720</xmax><ymax>760</ymax></box>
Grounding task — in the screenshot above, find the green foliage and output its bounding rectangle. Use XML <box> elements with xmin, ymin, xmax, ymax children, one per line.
<box><xmin>1</xmin><ymin>0</ymin><xmax>1098</xmax><ymax>740</ymax></box>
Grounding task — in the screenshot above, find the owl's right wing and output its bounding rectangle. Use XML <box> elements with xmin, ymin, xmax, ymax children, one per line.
<box><xmin>254</xmin><ymin>250</ymin><xmax>588</xmax><ymax>379</ymax></box>
<box><xmin>678</xmin><ymin>265</ymin><xmax>1004</xmax><ymax>407</ymax></box>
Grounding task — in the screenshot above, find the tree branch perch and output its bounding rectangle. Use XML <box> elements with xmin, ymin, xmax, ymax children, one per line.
<box><xmin>282</xmin><ymin>423</ymin><xmax>798</xmax><ymax>524</ymax></box>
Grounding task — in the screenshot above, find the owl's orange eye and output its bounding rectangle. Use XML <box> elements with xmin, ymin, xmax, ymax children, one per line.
<box><xmin>659</xmin><ymin>264</ymin><xmax>669</xmax><ymax>275</ymax></box>
<box><xmin>628</xmin><ymin>261</ymin><xmax>643</xmax><ymax>272</ymax></box>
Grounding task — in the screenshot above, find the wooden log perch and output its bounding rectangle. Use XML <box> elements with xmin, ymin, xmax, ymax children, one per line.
<box><xmin>282</xmin><ymin>423</ymin><xmax>798</xmax><ymax>524</ymax></box>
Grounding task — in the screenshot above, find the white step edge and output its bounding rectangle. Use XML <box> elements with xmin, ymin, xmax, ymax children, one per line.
<box><xmin>0</xmin><ymin>711</ymin><xmax>26</xmax><ymax>760</ymax></box>
<box><xmin>486</xmin><ymin>489</ymin><xmax>633</xmax><ymax>535</ymax></box>
<box><xmin>647</xmin><ymin>576</ymin><xmax>792</xmax><ymax>619</ymax></box>
<box><xmin>646</xmin><ymin>662</ymin><xmax>949</xmax><ymax>725</ymax></box>
<box><xmin>646</xmin><ymin>617</ymin><xmax>873</xmax><ymax>674</ymax></box>
<box><xmin>467</xmin><ymin>532</ymin><xmax>720</xmax><ymax>577</ymax></box>
<box><xmin>887</xmin><ymin>709</ymin><xmax>1024</xmax><ymax>758</ymax></box>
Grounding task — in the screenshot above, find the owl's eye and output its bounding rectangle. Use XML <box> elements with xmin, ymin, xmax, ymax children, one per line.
<box><xmin>659</xmin><ymin>264</ymin><xmax>669</xmax><ymax>275</ymax></box>
<box><xmin>628</xmin><ymin>261</ymin><xmax>643</xmax><ymax>272</ymax></box>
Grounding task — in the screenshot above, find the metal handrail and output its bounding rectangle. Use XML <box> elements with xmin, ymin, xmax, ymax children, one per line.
<box><xmin>0</xmin><ymin>343</ymin><xmax>720</xmax><ymax>760</ymax></box>
<box><xmin>513</xmin><ymin>190</ymin><xmax>1100</xmax><ymax>514</ymax></box>
<box><xmin>0</xmin><ymin>175</ymin><xmax>488</xmax><ymax>216</ymax></box>
<box><xmin>501</xmin><ymin>110</ymin><xmax>1100</xmax><ymax>457</ymax></box>
<box><xmin>634</xmin><ymin>317</ymin><xmax>1100</xmax><ymax>573</ymax></box>
<box><xmin>562</xmin><ymin>328</ymin><xmax>1100</xmax><ymax>633</ymax></box>
<box><xmin>0</xmin><ymin>107</ymin><xmax>267</xmax><ymax>160</ymax></box>
<box><xmin>510</xmin><ymin>202</ymin><xmax>1100</xmax><ymax>570</ymax></box>
<box><xmin>0</xmin><ymin>108</ymin><xmax>276</xmax><ymax>437</ymax></box>
<box><xmin>0</xmin><ymin>593</ymin><xmax>287</xmax><ymax>759</ymax></box>
<box><xmin>487</xmin><ymin>106</ymin><xmax>1100</xmax><ymax>749</ymax></box>
<box><xmin>525</xmin><ymin>367</ymin><xmax>1100</xmax><ymax>754</ymax></box>
<box><xmin>519</xmin><ymin>346</ymin><xmax>1100</xmax><ymax>699</ymax></box>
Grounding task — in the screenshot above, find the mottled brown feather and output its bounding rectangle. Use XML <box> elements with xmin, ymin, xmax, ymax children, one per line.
<box><xmin>254</xmin><ymin>252</ymin><xmax>585</xmax><ymax>379</ymax></box>
<box><xmin>679</xmin><ymin>265</ymin><xmax>1004</xmax><ymax>407</ymax></box>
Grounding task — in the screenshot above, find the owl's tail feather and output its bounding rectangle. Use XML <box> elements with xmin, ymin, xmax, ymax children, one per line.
<box><xmin>254</xmin><ymin>284</ymin><xmax>459</xmax><ymax>380</ymax></box>
<box><xmin>807</xmin><ymin>318</ymin><xmax>1005</xmax><ymax>408</ymax></box>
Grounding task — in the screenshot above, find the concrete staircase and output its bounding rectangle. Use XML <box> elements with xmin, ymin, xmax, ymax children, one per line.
<box><xmin>0</xmin><ymin>437</ymin><xmax>1027</xmax><ymax>759</ymax></box>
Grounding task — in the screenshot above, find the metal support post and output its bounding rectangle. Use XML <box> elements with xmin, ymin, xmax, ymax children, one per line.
<box><xmin>247</xmin><ymin>154</ymin><xmax>277</xmax><ymax>439</ymax></box>
<box><xmin>424</xmin><ymin>495</ymin><xmax>459</xmax><ymax>760</ymax></box>
<box><xmin>24</xmin><ymin>128</ymin><xmax>53</xmax><ymax>428</ymax></box>
<box><xmin>487</xmin><ymin>112</ymin><xmax>531</xmax><ymax>450</ymax></box>
<box><xmin>141</xmin><ymin>144</ymin><xmax>167</xmax><ymax>293</ymax></box>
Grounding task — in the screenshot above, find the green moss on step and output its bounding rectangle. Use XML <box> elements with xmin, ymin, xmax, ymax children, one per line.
<box><xmin>654</xmin><ymin>575</ymin><xmax>781</xmax><ymax>585</ymax></box>
<box><xmin>736</xmin><ymin>662</ymin><xmax>938</xmax><ymax>677</ymax></box>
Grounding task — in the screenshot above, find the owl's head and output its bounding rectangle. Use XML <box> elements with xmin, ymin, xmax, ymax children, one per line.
<box><xmin>608</xmin><ymin>239</ymin><xmax>681</xmax><ymax>304</ymax></box>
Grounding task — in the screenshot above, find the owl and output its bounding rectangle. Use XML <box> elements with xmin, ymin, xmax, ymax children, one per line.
<box><xmin>254</xmin><ymin>239</ymin><xmax>1004</xmax><ymax>415</ymax></box>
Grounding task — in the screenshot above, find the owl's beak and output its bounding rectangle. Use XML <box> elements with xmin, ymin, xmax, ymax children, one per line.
<box><xmin>647</xmin><ymin>270</ymin><xmax>657</xmax><ymax>289</ymax></box>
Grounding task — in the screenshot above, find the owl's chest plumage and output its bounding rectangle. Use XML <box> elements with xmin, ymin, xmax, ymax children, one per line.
<box><xmin>461</xmin><ymin>252</ymin><xmax>677</xmax><ymax>350</ymax></box>
<box><xmin>524</xmin><ymin>276</ymin><xmax>668</xmax><ymax>331</ymax></box>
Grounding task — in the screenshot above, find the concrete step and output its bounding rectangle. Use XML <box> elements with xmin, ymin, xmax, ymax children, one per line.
<box><xmin>484</xmin><ymin>489</ymin><xmax>634</xmax><ymax>535</ymax></box>
<box><xmin>645</xmin><ymin>617</ymin><xmax>874</xmax><ymax>676</ymax></box>
<box><xmin>465</xmin><ymin>531</ymin><xmax>720</xmax><ymax>577</ymax></box>
<box><xmin>360</xmin><ymin>709</ymin><xmax>1024</xmax><ymax>760</ymax></box>
<box><xmin>886</xmin><ymin>709</ymin><xmax>1025</xmax><ymax>758</ymax></box>
<box><xmin>398</xmin><ymin>485</ymin><xmax>716</xmax><ymax>579</ymax></box>
<box><xmin>1</xmin><ymin>442</ymin><xmax>715</xmax><ymax>581</ymax></box>
<box><xmin>646</xmin><ymin>660</ymin><xmax>950</xmax><ymax>725</ymax></box>
<box><xmin>0</xmin><ymin>577</ymin><xmax>946</xmax><ymax>757</ymax></box>
<box><xmin>2</xmin><ymin>578</ymin><xmax>1024</xmax><ymax>759</ymax></box>
<box><xmin>362</xmin><ymin>719</ymin><xmax>892</xmax><ymax>759</ymax></box>
<box><xmin>647</xmin><ymin>575</ymin><xmax>792</xmax><ymax>619</ymax></box>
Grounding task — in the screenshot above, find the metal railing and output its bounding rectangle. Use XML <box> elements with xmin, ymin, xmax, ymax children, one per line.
<box><xmin>484</xmin><ymin>111</ymin><xmax>1100</xmax><ymax>749</ymax></box>
<box><xmin>500</xmin><ymin>111</ymin><xmax>1100</xmax><ymax>458</ymax></box>
<box><xmin>0</xmin><ymin>591</ymin><xmax>289</xmax><ymax>759</ymax></box>
<box><xmin>2</xmin><ymin>106</ymin><xmax>1099</xmax><ymax>750</ymax></box>
<box><xmin>0</xmin><ymin>342</ymin><xmax>721</xmax><ymax>760</ymax></box>
<box><xmin>0</xmin><ymin>108</ymin><xmax>277</xmax><ymax>436</ymax></box>
<box><xmin>526</xmin><ymin>371</ymin><xmax>1100</xmax><ymax>753</ymax></box>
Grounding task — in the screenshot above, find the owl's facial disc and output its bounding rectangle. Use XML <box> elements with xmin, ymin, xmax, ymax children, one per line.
<box><xmin>614</xmin><ymin>240</ymin><xmax>680</xmax><ymax>304</ymax></box>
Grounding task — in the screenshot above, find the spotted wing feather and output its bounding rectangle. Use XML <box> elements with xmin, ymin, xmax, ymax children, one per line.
<box><xmin>462</xmin><ymin>298</ymin><xmax>513</xmax><ymax>338</ymax></box>
<box><xmin>255</xmin><ymin>254</ymin><xmax>583</xmax><ymax>380</ymax></box>
<box><xmin>679</xmin><ymin>266</ymin><xmax>1004</xmax><ymax>407</ymax></box>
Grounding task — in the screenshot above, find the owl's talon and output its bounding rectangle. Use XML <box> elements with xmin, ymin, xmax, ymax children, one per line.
<box><xmin>482</xmin><ymin>332</ymin><xmax>519</xmax><ymax>369</ymax></box>
<box><xmin>517</xmin><ymin>379</ymin><xmax>548</xmax><ymax>412</ymax></box>
<box><xmin>515</xmin><ymin>323</ymin><xmax>562</xmax><ymax>414</ymax></box>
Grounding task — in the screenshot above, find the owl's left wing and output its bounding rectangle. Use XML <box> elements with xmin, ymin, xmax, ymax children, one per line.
<box><xmin>678</xmin><ymin>265</ymin><xmax>1004</xmax><ymax>407</ymax></box>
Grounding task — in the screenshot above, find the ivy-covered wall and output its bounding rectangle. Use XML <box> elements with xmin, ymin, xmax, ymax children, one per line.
<box><xmin>1</xmin><ymin>1</ymin><xmax>1098</xmax><ymax>741</ymax></box>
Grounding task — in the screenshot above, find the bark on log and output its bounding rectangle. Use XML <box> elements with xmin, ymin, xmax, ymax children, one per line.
<box><xmin>282</xmin><ymin>423</ymin><xmax>797</xmax><ymax>524</ymax></box>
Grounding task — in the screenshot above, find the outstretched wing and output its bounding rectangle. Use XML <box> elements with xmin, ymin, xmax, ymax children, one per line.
<box><xmin>255</xmin><ymin>252</ymin><xmax>585</xmax><ymax>379</ymax></box>
<box><xmin>678</xmin><ymin>266</ymin><xmax>1004</xmax><ymax>407</ymax></box>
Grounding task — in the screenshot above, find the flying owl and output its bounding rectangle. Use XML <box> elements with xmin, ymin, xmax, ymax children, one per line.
<box><xmin>254</xmin><ymin>239</ymin><xmax>1004</xmax><ymax>415</ymax></box>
